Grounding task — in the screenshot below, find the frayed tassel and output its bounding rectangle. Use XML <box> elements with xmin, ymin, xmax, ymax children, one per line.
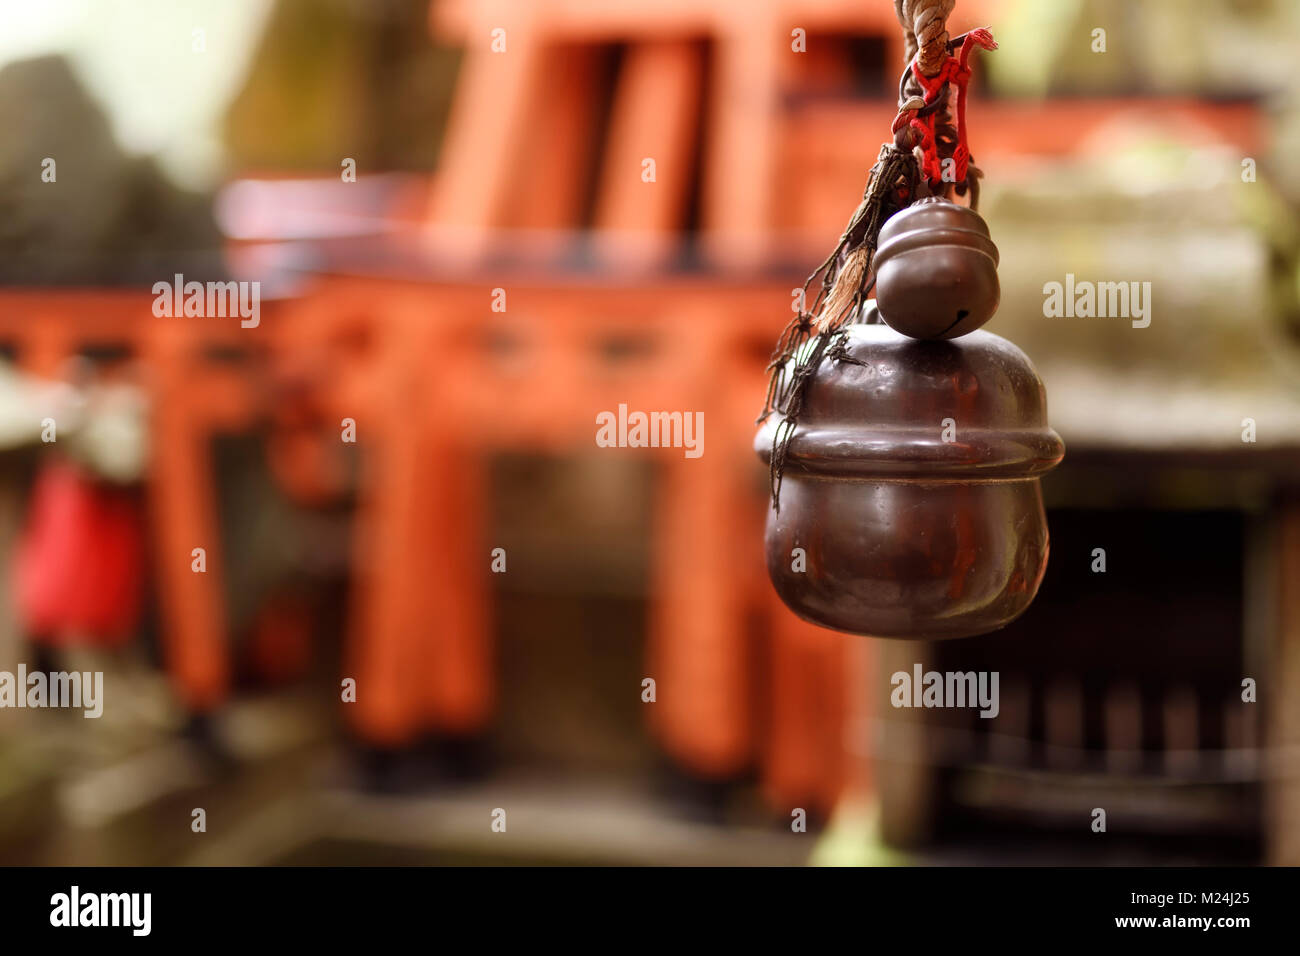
<box><xmin>814</xmin><ymin>245</ymin><xmax>870</xmax><ymax>334</ymax></box>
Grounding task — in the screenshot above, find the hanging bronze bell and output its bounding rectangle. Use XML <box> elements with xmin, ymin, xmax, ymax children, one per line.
<box><xmin>756</xmin><ymin>307</ymin><xmax>1064</xmax><ymax>640</ymax></box>
<box><xmin>874</xmin><ymin>197</ymin><xmax>1000</xmax><ymax>340</ymax></box>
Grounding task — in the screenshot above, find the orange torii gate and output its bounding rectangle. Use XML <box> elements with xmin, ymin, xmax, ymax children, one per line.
<box><xmin>274</xmin><ymin>272</ymin><xmax>853</xmax><ymax>810</ymax></box>
<box><xmin>0</xmin><ymin>279</ymin><xmax>854</xmax><ymax>815</ymax></box>
<box><xmin>426</xmin><ymin>0</ymin><xmax>927</xmax><ymax>267</ymax></box>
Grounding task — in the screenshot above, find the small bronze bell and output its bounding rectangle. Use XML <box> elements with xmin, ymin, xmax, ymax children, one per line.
<box><xmin>756</xmin><ymin>307</ymin><xmax>1064</xmax><ymax>640</ymax></box>
<box><xmin>874</xmin><ymin>197</ymin><xmax>1000</xmax><ymax>340</ymax></box>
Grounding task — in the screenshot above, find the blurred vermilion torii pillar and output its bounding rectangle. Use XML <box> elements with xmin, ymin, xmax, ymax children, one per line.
<box><xmin>276</xmin><ymin>286</ymin><xmax>494</xmax><ymax>746</ymax></box>
<box><xmin>646</xmin><ymin>316</ymin><xmax>850</xmax><ymax>813</ymax></box>
<box><xmin>146</xmin><ymin>322</ymin><xmax>234</xmax><ymax>712</ymax></box>
<box><xmin>765</xmin><ymin>599</ymin><xmax>851</xmax><ymax>814</ymax></box>
<box><xmin>0</xmin><ymin>291</ymin><xmax>260</xmax><ymax>714</ymax></box>
<box><xmin>647</xmin><ymin>316</ymin><xmax>756</xmax><ymax>776</ymax></box>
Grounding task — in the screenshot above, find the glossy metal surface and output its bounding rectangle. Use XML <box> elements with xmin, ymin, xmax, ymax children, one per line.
<box><xmin>874</xmin><ymin>197</ymin><xmax>1000</xmax><ymax>340</ymax></box>
<box><xmin>757</xmin><ymin>321</ymin><xmax>1063</xmax><ymax>639</ymax></box>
